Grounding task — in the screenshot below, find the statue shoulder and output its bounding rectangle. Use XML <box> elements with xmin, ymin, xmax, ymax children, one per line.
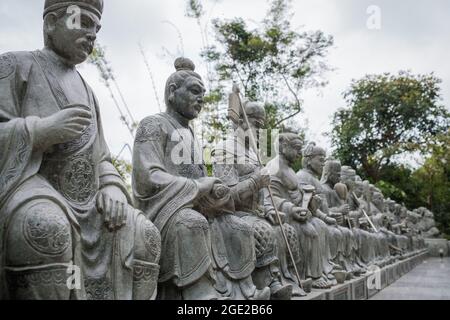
<box><xmin>0</xmin><ymin>51</ymin><xmax>35</xmax><ymax>80</ymax></box>
<box><xmin>135</xmin><ymin>114</ymin><xmax>167</xmax><ymax>144</ymax></box>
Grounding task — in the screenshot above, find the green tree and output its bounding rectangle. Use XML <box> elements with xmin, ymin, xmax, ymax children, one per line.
<box><xmin>411</xmin><ymin>131</ymin><xmax>450</xmax><ymax>237</ymax></box>
<box><xmin>186</xmin><ymin>0</ymin><xmax>333</xmax><ymax>136</ymax></box>
<box><xmin>331</xmin><ymin>71</ymin><xmax>450</xmax><ymax>182</ymax></box>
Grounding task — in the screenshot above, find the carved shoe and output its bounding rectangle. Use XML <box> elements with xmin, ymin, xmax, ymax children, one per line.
<box><xmin>269</xmin><ymin>281</ymin><xmax>293</xmax><ymax>300</ymax></box>
<box><xmin>249</xmin><ymin>287</ymin><xmax>271</xmax><ymax>300</ymax></box>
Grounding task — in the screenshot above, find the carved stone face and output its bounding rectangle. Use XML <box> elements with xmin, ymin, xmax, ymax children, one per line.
<box><xmin>354</xmin><ymin>182</ymin><xmax>364</xmax><ymax>197</ymax></box>
<box><xmin>45</xmin><ymin>9</ymin><xmax>101</xmax><ymax>65</ymax></box>
<box><xmin>309</xmin><ymin>153</ymin><xmax>326</xmax><ymax>176</ymax></box>
<box><xmin>170</xmin><ymin>76</ymin><xmax>206</xmax><ymax>121</ymax></box>
<box><xmin>282</xmin><ymin>138</ymin><xmax>303</xmax><ymax>164</ymax></box>
<box><xmin>372</xmin><ymin>192</ymin><xmax>384</xmax><ymax>210</ymax></box>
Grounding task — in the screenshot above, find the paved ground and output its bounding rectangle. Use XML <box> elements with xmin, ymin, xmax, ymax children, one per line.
<box><xmin>371</xmin><ymin>258</ymin><xmax>450</xmax><ymax>300</ymax></box>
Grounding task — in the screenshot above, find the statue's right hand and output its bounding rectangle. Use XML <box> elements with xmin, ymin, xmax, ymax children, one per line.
<box><xmin>291</xmin><ymin>207</ymin><xmax>309</xmax><ymax>223</ymax></box>
<box><xmin>34</xmin><ymin>105</ymin><xmax>92</xmax><ymax>150</ymax></box>
<box><xmin>196</xmin><ymin>177</ymin><xmax>222</xmax><ymax>196</ymax></box>
<box><xmin>325</xmin><ymin>216</ymin><xmax>337</xmax><ymax>225</ymax></box>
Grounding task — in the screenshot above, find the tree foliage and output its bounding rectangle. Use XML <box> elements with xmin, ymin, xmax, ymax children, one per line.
<box><xmin>331</xmin><ymin>71</ymin><xmax>450</xmax><ymax>182</ymax></box>
<box><xmin>186</xmin><ymin>0</ymin><xmax>333</xmax><ymax>136</ymax></box>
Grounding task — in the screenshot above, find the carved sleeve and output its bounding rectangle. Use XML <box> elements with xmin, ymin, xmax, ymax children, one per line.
<box><xmin>0</xmin><ymin>53</ymin><xmax>37</xmax><ymax>204</ymax></box>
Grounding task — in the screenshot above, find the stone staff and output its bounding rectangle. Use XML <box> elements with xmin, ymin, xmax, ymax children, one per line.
<box><xmin>228</xmin><ymin>84</ymin><xmax>303</xmax><ymax>289</ymax></box>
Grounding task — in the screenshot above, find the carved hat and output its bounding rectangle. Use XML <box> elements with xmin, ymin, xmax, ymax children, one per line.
<box><xmin>44</xmin><ymin>0</ymin><xmax>104</xmax><ymax>19</ymax></box>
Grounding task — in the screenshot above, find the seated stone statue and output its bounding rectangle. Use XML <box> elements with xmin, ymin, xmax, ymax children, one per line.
<box><xmin>264</xmin><ymin>132</ymin><xmax>333</xmax><ymax>289</ymax></box>
<box><xmin>0</xmin><ymin>0</ymin><xmax>161</xmax><ymax>300</ymax></box>
<box><xmin>296</xmin><ymin>143</ymin><xmax>341</xmax><ymax>286</ymax></box>
<box><xmin>132</xmin><ymin>58</ymin><xmax>270</xmax><ymax>300</ymax></box>
<box><xmin>368</xmin><ymin>188</ymin><xmax>392</xmax><ymax>266</ymax></box>
<box><xmin>414</xmin><ymin>207</ymin><xmax>441</xmax><ymax>239</ymax></box>
<box><xmin>212</xmin><ymin>102</ymin><xmax>297</xmax><ymax>299</ymax></box>
<box><xmin>321</xmin><ymin>160</ymin><xmax>363</xmax><ymax>276</ymax></box>
<box><xmin>347</xmin><ymin>178</ymin><xmax>377</xmax><ymax>267</ymax></box>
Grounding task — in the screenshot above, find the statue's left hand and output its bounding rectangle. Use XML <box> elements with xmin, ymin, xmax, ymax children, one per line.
<box><xmin>96</xmin><ymin>186</ymin><xmax>129</xmax><ymax>231</ymax></box>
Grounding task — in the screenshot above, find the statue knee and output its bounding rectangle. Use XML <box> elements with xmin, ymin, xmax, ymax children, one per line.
<box><xmin>5</xmin><ymin>199</ymin><xmax>72</xmax><ymax>267</ymax></box>
<box><xmin>176</xmin><ymin>209</ymin><xmax>209</xmax><ymax>232</ymax></box>
<box><xmin>134</xmin><ymin>214</ymin><xmax>161</xmax><ymax>264</ymax></box>
<box><xmin>133</xmin><ymin>214</ymin><xmax>161</xmax><ymax>300</ymax></box>
<box><xmin>283</xmin><ymin>223</ymin><xmax>300</xmax><ymax>264</ymax></box>
<box><xmin>253</xmin><ymin>220</ymin><xmax>276</xmax><ymax>261</ymax></box>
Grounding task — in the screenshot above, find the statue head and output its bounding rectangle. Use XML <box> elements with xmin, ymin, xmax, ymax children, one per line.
<box><xmin>278</xmin><ymin>131</ymin><xmax>304</xmax><ymax>165</ymax></box>
<box><xmin>302</xmin><ymin>142</ymin><xmax>326</xmax><ymax>176</ymax></box>
<box><xmin>386</xmin><ymin>199</ymin><xmax>396</xmax><ymax>212</ymax></box>
<box><xmin>354</xmin><ymin>180</ymin><xmax>365</xmax><ymax>198</ymax></box>
<box><xmin>341</xmin><ymin>166</ymin><xmax>356</xmax><ymax>190</ymax></box>
<box><xmin>235</xmin><ymin>101</ymin><xmax>266</xmax><ymax>131</ymax></box>
<box><xmin>43</xmin><ymin>0</ymin><xmax>103</xmax><ymax>65</ymax></box>
<box><xmin>165</xmin><ymin>57</ymin><xmax>205</xmax><ymax>121</ymax></box>
<box><xmin>321</xmin><ymin>159</ymin><xmax>342</xmax><ymax>186</ymax></box>
<box><xmin>372</xmin><ymin>191</ymin><xmax>384</xmax><ymax>211</ymax></box>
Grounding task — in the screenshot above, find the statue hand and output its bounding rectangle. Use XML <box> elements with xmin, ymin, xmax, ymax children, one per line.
<box><xmin>266</xmin><ymin>209</ymin><xmax>286</xmax><ymax>225</ymax></box>
<box><xmin>339</xmin><ymin>204</ymin><xmax>350</xmax><ymax>215</ymax></box>
<box><xmin>34</xmin><ymin>105</ymin><xmax>92</xmax><ymax>150</ymax></box>
<box><xmin>325</xmin><ymin>216</ymin><xmax>337</xmax><ymax>226</ymax></box>
<box><xmin>291</xmin><ymin>207</ymin><xmax>309</xmax><ymax>223</ymax></box>
<box><xmin>252</xmin><ymin>168</ymin><xmax>271</xmax><ymax>189</ymax></box>
<box><xmin>196</xmin><ymin>177</ymin><xmax>222</xmax><ymax>197</ymax></box>
<box><xmin>330</xmin><ymin>212</ymin><xmax>344</xmax><ymax>225</ymax></box>
<box><xmin>309</xmin><ymin>195</ymin><xmax>322</xmax><ymax>212</ymax></box>
<box><xmin>97</xmin><ymin>186</ymin><xmax>129</xmax><ymax>231</ymax></box>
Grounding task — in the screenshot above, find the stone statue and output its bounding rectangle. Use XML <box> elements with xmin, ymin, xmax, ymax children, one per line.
<box><xmin>264</xmin><ymin>132</ymin><xmax>331</xmax><ymax>289</ymax></box>
<box><xmin>296</xmin><ymin>143</ymin><xmax>341</xmax><ymax>286</ymax></box>
<box><xmin>0</xmin><ymin>0</ymin><xmax>161</xmax><ymax>300</ymax></box>
<box><xmin>414</xmin><ymin>207</ymin><xmax>441</xmax><ymax>239</ymax></box>
<box><xmin>212</xmin><ymin>101</ymin><xmax>297</xmax><ymax>299</ymax></box>
<box><xmin>349</xmin><ymin>178</ymin><xmax>377</xmax><ymax>267</ymax></box>
<box><xmin>321</xmin><ymin>160</ymin><xmax>363</xmax><ymax>276</ymax></box>
<box><xmin>369</xmin><ymin>189</ymin><xmax>392</xmax><ymax>266</ymax></box>
<box><xmin>132</xmin><ymin>58</ymin><xmax>270</xmax><ymax>300</ymax></box>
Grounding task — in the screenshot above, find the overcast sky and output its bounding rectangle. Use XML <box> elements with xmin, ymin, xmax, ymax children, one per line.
<box><xmin>1</xmin><ymin>0</ymin><xmax>449</xmax><ymax>161</ymax></box>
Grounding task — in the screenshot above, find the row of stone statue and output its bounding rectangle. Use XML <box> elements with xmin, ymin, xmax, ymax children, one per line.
<box><xmin>0</xmin><ymin>0</ymin><xmax>433</xmax><ymax>300</ymax></box>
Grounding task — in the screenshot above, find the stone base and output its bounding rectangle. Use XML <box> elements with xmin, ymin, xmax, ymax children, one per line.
<box><xmin>298</xmin><ymin>251</ymin><xmax>428</xmax><ymax>300</ymax></box>
<box><xmin>425</xmin><ymin>238</ymin><xmax>449</xmax><ymax>257</ymax></box>
<box><xmin>326</xmin><ymin>282</ymin><xmax>352</xmax><ymax>300</ymax></box>
<box><xmin>350</xmin><ymin>276</ymin><xmax>367</xmax><ymax>300</ymax></box>
<box><xmin>293</xmin><ymin>290</ymin><xmax>326</xmax><ymax>300</ymax></box>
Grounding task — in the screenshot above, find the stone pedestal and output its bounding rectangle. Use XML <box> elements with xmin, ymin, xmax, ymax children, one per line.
<box><xmin>350</xmin><ymin>277</ymin><xmax>368</xmax><ymax>300</ymax></box>
<box><xmin>296</xmin><ymin>252</ymin><xmax>428</xmax><ymax>300</ymax></box>
<box><xmin>425</xmin><ymin>238</ymin><xmax>449</xmax><ymax>257</ymax></box>
<box><xmin>294</xmin><ymin>290</ymin><xmax>326</xmax><ymax>300</ymax></box>
<box><xmin>326</xmin><ymin>282</ymin><xmax>352</xmax><ymax>300</ymax></box>
<box><xmin>387</xmin><ymin>265</ymin><xmax>395</xmax><ymax>285</ymax></box>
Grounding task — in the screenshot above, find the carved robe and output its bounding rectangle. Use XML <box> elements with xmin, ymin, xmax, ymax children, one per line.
<box><xmin>321</xmin><ymin>182</ymin><xmax>358</xmax><ymax>272</ymax></box>
<box><xmin>265</xmin><ymin>156</ymin><xmax>324</xmax><ymax>280</ymax></box>
<box><xmin>296</xmin><ymin>169</ymin><xmax>335</xmax><ymax>275</ymax></box>
<box><xmin>133</xmin><ymin>113</ymin><xmax>256</xmax><ymax>299</ymax></box>
<box><xmin>0</xmin><ymin>50</ymin><xmax>160</xmax><ymax>300</ymax></box>
<box><xmin>212</xmin><ymin>133</ymin><xmax>300</xmax><ymax>292</ymax></box>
